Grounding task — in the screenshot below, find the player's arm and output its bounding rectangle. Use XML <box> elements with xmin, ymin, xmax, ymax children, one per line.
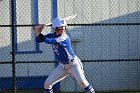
<box><xmin>35</xmin><ymin>33</ymin><xmax>59</xmax><ymax>45</ymax></box>
<box><xmin>46</xmin><ymin>35</ymin><xmax>69</xmax><ymax>46</ymax></box>
<box><xmin>36</xmin><ymin>31</ymin><xmax>67</xmax><ymax>45</ymax></box>
<box><xmin>35</xmin><ymin>33</ymin><xmax>59</xmax><ymax>44</ymax></box>
<box><xmin>44</xmin><ymin>37</ymin><xmax>59</xmax><ymax>45</ymax></box>
<box><xmin>33</xmin><ymin>24</ymin><xmax>53</xmax><ymax>43</ymax></box>
<box><xmin>36</xmin><ymin>33</ymin><xmax>55</xmax><ymax>43</ymax></box>
<box><xmin>35</xmin><ymin>34</ymin><xmax>45</xmax><ymax>43</ymax></box>
<box><xmin>44</xmin><ymin>35</ymin><xmax>69</xmax><ymax>45</ymax></box>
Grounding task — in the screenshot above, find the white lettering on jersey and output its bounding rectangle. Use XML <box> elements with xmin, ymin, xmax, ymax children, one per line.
<box><xmin>52</xmin><ymin>45</ymin><xmax>59</xmax><ymax>55</ymax></box>
<box><xmin>52</xmin><ymin>45</ymin><xmax>59</xmax><ymax>49</ymax></box>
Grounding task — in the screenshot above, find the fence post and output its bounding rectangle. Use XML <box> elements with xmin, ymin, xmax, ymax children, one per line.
<box><xmin>11</xmin><ymin>0</ymin><xmax>16</xmax><ymax>93</ymax></box>
<box><xmin>52</xmin><ymin>0</ymin><xmax>58</xmax><ymax>19</ymax></box>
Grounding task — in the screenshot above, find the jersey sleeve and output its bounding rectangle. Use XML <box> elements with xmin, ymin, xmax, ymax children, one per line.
<box><xmin>36</xmin><ymin>33</ymin><xmax>69</xmax><ymax>46</ymax></box>
<box><xmin>45</xmin><ymin>33</ymin><xmax>55</xmax><ymax>38</ymax></box>
<box><xmin>44</xmin><ymin>37</ymin><xmax>59</xmax><ymax>45</ymax></box>
<box><xmin>35</xmin><ymin>33</ymin><xmax>55</xmax><ymax>43</ymax></box>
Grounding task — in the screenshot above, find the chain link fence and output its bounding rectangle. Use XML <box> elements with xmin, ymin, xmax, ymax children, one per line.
<box><xmin>0</xmin><ymin>0</ymin><xmax>140</xmax><ymax>93</ymax></box>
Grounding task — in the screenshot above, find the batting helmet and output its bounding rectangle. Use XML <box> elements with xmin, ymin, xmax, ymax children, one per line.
<box><xmin>52</xmin><ymin>17</ymin><xmax>67</xmax><ymax>30</ymax></box>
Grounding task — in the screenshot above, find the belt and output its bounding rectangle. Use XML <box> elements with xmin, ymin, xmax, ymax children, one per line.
<box><xmin>59</xmin><ymin>59</ymin><xmax>74</xmax><ymax>64</ymax></box>
<box><xmin>59</xmin><ymin>56</ymin><xmax>78</xmax><ymax>64</ymax></box>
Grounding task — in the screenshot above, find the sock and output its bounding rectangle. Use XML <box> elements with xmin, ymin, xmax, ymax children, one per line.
<box><xmin>84</xmin><ymin>85</ymin><xmax>95</xmax><ymax>93</ymax></box>
<box><xmin>45</xmin><ymin>89</ymin><xmax>53</xmax><ymax>93</ymax></box>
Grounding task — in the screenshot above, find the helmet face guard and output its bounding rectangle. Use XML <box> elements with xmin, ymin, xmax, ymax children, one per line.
<box><xmin>56</xmin><ymin>25</ymin><xmax>68</xmax><ymax>31</ymax></box>
<box><xmin>52</xmin><ymin>17</ymin><xmax>68</xmax><ymax>32</ymax></box>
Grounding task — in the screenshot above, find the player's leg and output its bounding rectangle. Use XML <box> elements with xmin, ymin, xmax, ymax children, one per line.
<box><xmin>44</xmin><ymin>65</ymin><xmax>69</xmax><ymax>93</ymax></box>
<box><xmin>68</xmin><ymin>57</ymin><xmax>95</xmax><ymax>93</ymax></box>
<box><xmin>53</xmin><ymin>62</ymin><xmax>62</xmax><ymax>93</ymax></box>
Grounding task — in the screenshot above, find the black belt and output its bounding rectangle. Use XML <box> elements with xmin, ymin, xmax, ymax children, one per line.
<box><xmin>59</xmin><ymin>59</ymin><xmax>74</xmax><ymax>64</ymax></box>
<box><xmin>71</xmin><ymin>59</ymin><xmax>74</xmax><ymax>62</ymax></box>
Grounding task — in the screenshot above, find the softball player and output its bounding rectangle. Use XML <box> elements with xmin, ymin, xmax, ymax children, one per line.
<box><xmin>34</xmin><ymin>17</ymin><xmax>95</xmax><ymax>93</ymax></box>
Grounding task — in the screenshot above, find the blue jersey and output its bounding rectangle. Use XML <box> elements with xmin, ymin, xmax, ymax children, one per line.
<box><xmin>36</xmin><ymin>33</ymin><xmax>75</xmax><ymax>64</ymax></box>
